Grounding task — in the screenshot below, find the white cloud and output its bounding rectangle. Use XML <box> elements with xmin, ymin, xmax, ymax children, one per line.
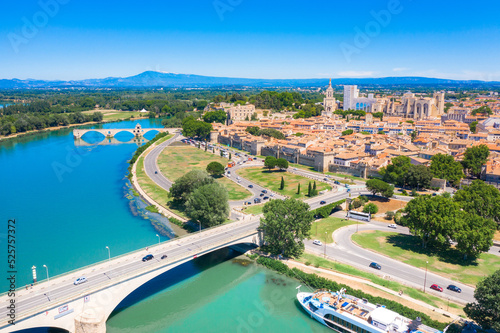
<box><xmin>393</xmin><ymin>67</ymin><xmax>410</xmax><ymax>72</ymax></box>
<box><xmin>337</xmin><ymin>71</ymin><xmax>376</xmax><ymax>77</ymax></box>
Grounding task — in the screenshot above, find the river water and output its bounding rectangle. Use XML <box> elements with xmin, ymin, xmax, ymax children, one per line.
<box><xmin>1</xmin><ymin>119</ymin><xmax>328</xmax><ymax>332</ymax></box>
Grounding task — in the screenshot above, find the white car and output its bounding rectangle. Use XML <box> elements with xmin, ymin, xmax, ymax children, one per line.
<box><xmin>74</xmin><ymin>277</ymin><xmax>87</xmax><ymax>285</ymax></box>
<box><xmin>313</xmin><ymin>240</ymin><xmax>323</xmax><ymax>246</ymax></box>
<box><xmin>388</xmin><ymin>224</ymin><xmax>397</xmax><ymax>229</ymax></box>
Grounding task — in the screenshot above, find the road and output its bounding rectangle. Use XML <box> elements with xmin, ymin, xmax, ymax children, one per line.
<box><xmin>0</xmin><ymin>219</ymin><xmax>260</xmax><ymax>326</ymax></box>
<box><xmin>304</xmin><ymin>220</ymin><xmax>475</xmax><ymax>304</ymax></box>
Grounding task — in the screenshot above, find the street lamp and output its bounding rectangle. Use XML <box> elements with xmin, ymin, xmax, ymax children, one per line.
<box><xmin>43</xmin><ymin>265</ymin><xmax>49</xmax><ymax>284</ymax></box>
<box><xmin>156</xmin><ymin>234</ymin><xmax>160</xmax><ymax>245</ymax></box>
<box><xmin>423</xmin><ymin>261</ymin><xmax>428</xmax><ymax>293</ymax></box>
<box><xmin>324</xmin><ymin>232</ymin><xmax>327</xmax><ymax>258</ymax></box>
<box><xmin>198</xmin><ymin>221</ymin><xmax>201</xmax><ymax>233</ymax></box>
<box><xmin>105</xmin><ymin>246</ymin><xmax>110</xmax><ymax>261</ymax></box>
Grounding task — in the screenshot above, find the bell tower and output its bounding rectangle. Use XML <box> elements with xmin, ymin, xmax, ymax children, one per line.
<box><xmin>322</xmin><ymin>78</ymin><xmax>337</xmax><ymax>117</ymax></box>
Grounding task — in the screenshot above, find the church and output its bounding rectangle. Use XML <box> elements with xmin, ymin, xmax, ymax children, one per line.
<box><xmin>321</xmin><ymin>79</ymin><xmax>337</xmax><ymax>117</ymax></box>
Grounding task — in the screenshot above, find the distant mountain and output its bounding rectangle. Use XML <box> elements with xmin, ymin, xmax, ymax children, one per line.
<box><xmin>0</xmin><ymin>71</ymin><xmax>498</xmax><ymax>89</ymax></box>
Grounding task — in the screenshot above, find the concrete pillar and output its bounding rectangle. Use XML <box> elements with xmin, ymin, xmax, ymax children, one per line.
<box><xmin>74</xmin><ymin>309</ymin><xmax>106</xmax><ymax>333</ymax></box>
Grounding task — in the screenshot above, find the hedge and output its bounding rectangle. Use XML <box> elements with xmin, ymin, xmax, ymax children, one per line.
<box><xmin>256</xmin><ymin>256</ymin><xmax>448</xmax><ymax>330</ymax></box>
<box><xmin>311</xmin><ymin>199</ymin><xmax>346</xmax><ymax>218</ymax></box>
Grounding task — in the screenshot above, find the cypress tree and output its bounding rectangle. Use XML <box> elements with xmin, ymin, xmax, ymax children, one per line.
<box><xmin>205</xmin><ymin>142</ymin><xmax>207</xmax><ymax>151</ymax></box>
<box><xmin>297</xmin><ymin>183</ymin><xmax>301</xmax><ymax>195</ymax></box>
<box><xmin>313</xmin><ymin>181</ymin><xmax>317</xmax><ymax>196</ymax></box>
<box><xmin>280</xmin><ymin>176</ymin><xmax>285</xmax><ymax>190</ymax></box>
<box><xmin>308</xmin><ymin>182</ymin><xmax>312</xmax><ymax>196</ymax></box>
<box><xmin>229</xmin><ymin>153</ymin><xmax>232</xmax><ymax>160</ymax></box>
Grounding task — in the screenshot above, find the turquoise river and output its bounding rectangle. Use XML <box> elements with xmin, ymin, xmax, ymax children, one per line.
<box><xmin>1</xmin><ymin>119</ymin><xmax>329</xmax><ymax>332</ymax></box>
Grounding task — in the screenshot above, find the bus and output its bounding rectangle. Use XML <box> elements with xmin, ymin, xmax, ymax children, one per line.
<box><xmin>347</xmin><ymin>210</ymin><xmax>371</xmax><ymax>222</ymax></box>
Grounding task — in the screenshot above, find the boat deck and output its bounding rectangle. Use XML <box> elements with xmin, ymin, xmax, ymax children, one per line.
<box><xmin>313</xmin><ymin>291</ymin><xmax>371</xmax><ymax>321</ymax></box>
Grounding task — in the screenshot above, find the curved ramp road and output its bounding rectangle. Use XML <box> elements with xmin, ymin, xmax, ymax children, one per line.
<box><xmin>304</xmin><ymin>222</ymin><xmax>475</xmax><ymax>304</ymax></box>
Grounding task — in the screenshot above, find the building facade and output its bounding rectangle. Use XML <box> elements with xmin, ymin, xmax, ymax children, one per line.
<box><xmin>321</xmin><ymin>79</ymin><xmax>337</xmax><ymax>117</ymax></box>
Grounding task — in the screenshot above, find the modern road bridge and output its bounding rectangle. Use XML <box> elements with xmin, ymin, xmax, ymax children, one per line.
<box><xmin>0</xmin><ymin>218</ymin><xmax>262</xmax><ymax>333</ymax></box>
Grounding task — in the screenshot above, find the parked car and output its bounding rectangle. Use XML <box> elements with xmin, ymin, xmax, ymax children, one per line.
<box><xmin>320</xmin><ymin>201</ymin><xmax>326</xmax><ymax>205</ymax></box>
<box><xmin>262</xmin><ymin>190</ymin><xmax>267</xmax><ymax>193</ymax></box>
<box><xmin>369</xmin><ymin>262</ymin><xmax>381</xmax><ymax>270</ymax></box>
<box><xmin>334</xmin><ymin>180</ymin><xmax>340</xmax><ymax>185</ymax></box>
<box><xmin>313</xmin><ymin>240</ymin><xmax>323</xmax><ymax>246</ymax></box>
<box><xmin>260</xmin><ymin>193</ymin><xmax>264</xmax><ymax>197</ymax></box>
<box><xmin>323</xmin><ymin>178</ymin><xmax>328</xmax><ymax>181</ymax></box>
<box><xmin>263</xmin><ymin>196</ymin><xmax>269</xmax><ymax>200</ymax></box>
<box><xmin>248</xmin><ymin>185</ymin><xmax>253</xmax><ymax>188</ymax></box>
<box><xmin>388</xmin><ymin>224</ymin><xmax>397</xmax><ymax>229</ymax></box>
<box><xmin>447</xmin><ymin>285</ymin><xmax>461</xmax><ymax>293</ymax></box>
<box><xmin>155</xmin><ymin>171</ymin><xmax>158</xmax><ymax>174</ymax></box>
<box><xmin>142</xmin><ymin>254</ymin><xmax>154</xmax><ymax>262</ymax></box>
<box><xmin>430</xmin><ymin>284</ymin><xmax>443</xmax><ymax>292</ymax></box>
<box><xmin>246</xmin><ymin>201</ymin><xmax>252</xmax><ymax>205</ymax></box>
<box><xmin>254</xmin><ymin>198</ymin><xmax>261</xmax><ymax>203</ymax></box>
<box><xmin>74</xmin><ymin>277</ymin><xmax>87</xmax><ymax>285</ymax></box>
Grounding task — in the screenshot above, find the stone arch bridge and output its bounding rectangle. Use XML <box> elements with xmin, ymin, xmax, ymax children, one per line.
<box><xmin>72</xmin><ymin>124</ymin><xmax>173</xmax><ymax>140</ymax></box>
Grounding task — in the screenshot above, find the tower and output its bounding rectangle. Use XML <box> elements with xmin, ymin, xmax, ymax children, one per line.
<box><xmin>343</xmin><ymin>85</ymin><xmax>359</xmax><ymax>111</ymax></box>
<box><xmin>322</xmin><ymin>78</ymin><xmax>337</xmax><ymax>117</ymax></box>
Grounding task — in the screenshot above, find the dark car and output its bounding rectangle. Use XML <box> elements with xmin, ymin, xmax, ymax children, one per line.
<box><xmin>142</xmin><ymin>254</ymin><xmax>154</xmax><ymax>262</ymax></box>
<box><xmin>161</xmin><ymin>254</ymin><xmax>168</xmax><ymax>260</ymax></box>
<box><xmin>248</xmin><ymin>185</ymin><xmax>254</xmax><ymax>188</ymax></box>
<box><xmin>262</xmin><ymin>190</ymin><xmax>267</xmax><ymax>193</ymax></box>
<box><xmin>334</xmin><ymin>180</ymin><xmax>340</xmax><ymax>185</ymax></box>
<box><xmin>155</xmin><ymin>171</ymin><xmax>158</xmax><ymax>174</ymax></box>
<box><xmin>447</xmin><ymin>285</ymin><xmax>461</xmax><ymax>293</ymax></box>
<box><xmin>369</xmin><ymin>262</ymin><xmax>381</xmax><ymax>270</ymax></box>
<box><xmin>430</xmin><ymin>284</ymin><xmax>443</xmax><ymax>292</ymax></box>
<box><xmin>254</xmin><ymin>198</ymin><xmax>261</xmax><ymax>203</ymax></box>
<box><xmin>320</xmin><ymin>201</ymin><xmax>326</xmax><ymax>205</ymax></box>
<box><xmin>260</xmin><ymin>193</ymin><xmax>264</xmax><ymax>197</ymax></box>
<box><xmin>263</xmin><ymin>196</ymin><xmax>269</xmax><ymax>200</ymax></box>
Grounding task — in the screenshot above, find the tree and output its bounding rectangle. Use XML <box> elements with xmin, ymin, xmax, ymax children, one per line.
<box><xmin>259</xmin><ymin>199</ymin><xmax>314</xmax><ymax>258</ymax></box>
<box><xmin>380</xmin><ymin>156</ymin><xmax>411</xmax><ymax>186</ymax></box>
<box><xmin>245</xmin><ymin>126</ymin><xmax>260</xmax><ymax>136</ymax></box>
<box><xmin>465</xmin><ymin>270</ymin><xmax>500</xmax><ymax>331</ymax></box>
<box><xmin>385</xmin><ymin>211</ymin><xmax>395</xmax><ymax>220</ymax></box>
<box><xmin>365</xmin><ymin>179</ymin><xmax>394</xmax><ymax>198</ymax></box>
<box><xmin>308</xmin><ymin>182</ymin><xmax>312</xmax><ymax>197</ymax></box>
<box><xmin>469</xmin><ymin>121</ymin><xmax>478</xmax><ymax>133</ymax></box>
<box><xmin>206</xmin><ymin>161</ymin><xmax>225</xmax><ymax>177</ymax></box>
<box><xmin>202</xmin><ymin>110</ymin><xmax>227</xmax><ymax>124</ymax></box>
<box><xmin>297</xmin><ymin>183</ymin><xmax>300</xmax><ymax>195</ymax></box>
<box><xmin>186</xmin><ymin>182</ymin><xmax>229</xmax><ymax>228</ymax></box>
<box><xmin>402</xmin><ymin>195</ymin><xmax>462</xmax><ymax>248</ymax></box>
<box><xmin>453</xmin><ymin>180</ymin><xmax>500</xmax><ymax>226</ymax></box>
<box><xmin>276</xmin><ymin>158</ymin><xmax>289</xmax><ymax>170</ymax></box>
<box><xmin>471</xmin><ymin>105</ymin><xmax>493</xmax><ymax>116</ymax></box>
<box><xmin>280</xmin><ymin>176</ymin><xmax>285</xmax><ymax>190</ymax></box>
<box><xmin>169</xmin><ymin>170</ymin><xmax>214</xmax><ymax>203</ymax></box>
<box><xmin>182</xmin><ymin>116</ymin><xmax>213</xmax><ymax>138</ymax></box>
<box><xmin>462</xmin><ymin>144</ymin><xmax>489</xmax><ymax>178</ymax></box>
<box><xmin>454</xmin><ymin>214</ymin><xmax>495</xmax><ymax>259</ymax></box>
<box><xmin>363</xmin><ymin>203</ymin><xmax>378</xmax><ymax>214</ymax></box>
<box><xmin>264</xmin><ymin>156</ymin><xmax>277</xmax><ymax>171</ymax></box>
<box><xmin>430</xmin><ymin>154</ymin><xmax>464</xmax><ymax>186</ymax></box>
<box><xmin>405</xmin><ymin>164</ymin><xmax>433</xmax><ymax>190</ymax></box>
<box><xmin>229</xmin><ymin>153</ymin><xmax>232</xmax><ymax>160</ymax></box>
<box><xmin>341</xmin><ymin>129</ymin><xmax>353</xmax><ymax>136</ymax></box>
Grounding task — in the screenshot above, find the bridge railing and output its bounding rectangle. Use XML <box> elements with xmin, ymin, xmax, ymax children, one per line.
<box><xmin>1</xmin><ymin>226</ymin><xmax>259</xmax><ymax>325</ymax></box>
<box><xmin>0</xmin><ymin>217</ymin><xmax>258</xmax><ymax>298</ymax></box>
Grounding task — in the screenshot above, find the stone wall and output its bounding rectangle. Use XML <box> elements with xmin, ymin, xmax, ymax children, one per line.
<box><xmin>298</xmin><ymin>154</ymin><xmax>315</xmax><ymax>167</ymax></box>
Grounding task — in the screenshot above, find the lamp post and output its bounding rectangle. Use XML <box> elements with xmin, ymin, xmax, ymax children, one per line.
<box><xmin>423</xmin><ymin>261</ymin><xmax>428</xmax><ymax>293</ymax></box>
<box><xmin>43</xmin><ymin>264</ymin><xmax>49</xmax><ymax>284</ymax></box>
<box><xmin>105</xmin><ymin>246</ymin><xmax>110</xmax><ymax>261</ymax></box>
<box><xmin>198</xmin><ymin>221</ymin><xmax>201</xmax><ymax>233</ymax></box>
<box><xmin>324</xmin><ymin>232</ymin><xmax>327</xmax><ymax>258</ymax></box>
<box><xmin>156</xmin><ymin>234</ymin><xmax>160</xmax><ymax>245</ymax></box>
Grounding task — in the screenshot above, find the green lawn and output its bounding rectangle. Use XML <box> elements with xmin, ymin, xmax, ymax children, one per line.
<box><xmin>157</xmin><ymin>144</ymin><xmax>252</xmax><ymax>201</ymax></box>
<box><xmin>288</xmin><ymin>162</ymin><xmax>364</xmax><ymax>183</ymax></box>
<box><xmin>310</xmin><ymin>216</ymin><xmax>356</xmax><ymax>243</ymax></box>
<box><xmin>237</xmin><ymin>167</ymin><xmax>331</xmax><ymax>199</ymax></box>
<box><xmin>242</xmin><ymin>204</ymin><xmax>264</xmax><ymax>215</ymax></box>
<box><xmin>135</xmin><ymin>155</ymin><xmax>189</xmax><ymax>219</ymax></box>
<box><xmin>297</xmin><ymin>253</ymin><xmax>464</xmax><ymax>313</ymax></box>
<box><xmin>83</xmin><ymin>110</ymin><xmax>147</xmax><ymax>121</ymax></box>
<box><xmin>352</xmin><ymin>230</ymin><xmax>500</xmax><ymax>286</ymax></box>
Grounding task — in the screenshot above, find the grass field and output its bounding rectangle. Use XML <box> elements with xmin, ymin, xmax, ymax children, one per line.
<box><xmin>237</xmin><ymin>167</ymin><xmax>331</xmax><ymax>199</ymax></box>
<box><xmin>242</xmin><ymin>204</ymin><xmax>264</xmax><ymax>215</ymax></box>
<box><xmin>296</xmin><ymin>253</ymin><xmax>463</xmax><ymax>312</ymax></box>
<box><xmin>352</xmin><ymin>230</ymin><xmax>500</xmax><ymax>286</ymax></box>
<box><xmin>83</xmin><ymin>109</ymin><xmax>147</xmax><ymax>121</ymax></box>
<box><xmin>310</xmin><ymin>216</ymin><xmax>356</xmax><ymax>243</ymax></box>
<box><xmin>135</xmin><ymin>155</ymin><xmax>189</xmax><ymax>219</ymax></box>
<box><xmin>157</xmin><ymin>144</ymin><xmax>252</xmax><ymax>201</ymax></box>
<box><xmin>288</xmin><ymin>162</ymin><xmax>364</xmax><ymax>183</ymax></box>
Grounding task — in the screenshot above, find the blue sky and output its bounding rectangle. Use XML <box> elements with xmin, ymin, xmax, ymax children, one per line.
<box><xmin>1</xmin><ymin>0</ymin><xmax>499</xmax><ymax>81</ymax></box>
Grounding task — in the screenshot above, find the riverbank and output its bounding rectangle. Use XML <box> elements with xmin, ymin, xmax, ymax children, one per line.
<box><xmin>129</xmin><ymin>132</ymin><xmax>190</xmax><ymax>237</ymax></box>
<box><xmin>0</xmin><ymin>110</ymin><xmax>149</xmax><ymax>142</ymax></box>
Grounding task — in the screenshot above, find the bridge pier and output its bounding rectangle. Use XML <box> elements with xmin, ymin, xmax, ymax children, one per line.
<box><xmin>74</xmin><ymin>309</ymin><xmax>106</xmax><ymax>333</ymax></box>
